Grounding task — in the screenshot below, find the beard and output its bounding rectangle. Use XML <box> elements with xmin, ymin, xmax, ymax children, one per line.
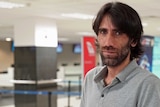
<box><xmin>100</xmin><ymin>43</ymin><xmax>130</xmax><ymax>67</ymax></box>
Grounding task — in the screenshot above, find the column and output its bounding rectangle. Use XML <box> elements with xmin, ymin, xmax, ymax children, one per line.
<box><xmin>13</xmin><ymin>17</ymin><xmax>58</xmax><ymax>107</ymax></box>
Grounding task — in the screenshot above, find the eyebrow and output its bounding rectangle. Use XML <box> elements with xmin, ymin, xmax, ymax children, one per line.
<box><xmin>98</xmin><ymin>28</ymin><xmax>119</xmax><ymax>32</ymax></box>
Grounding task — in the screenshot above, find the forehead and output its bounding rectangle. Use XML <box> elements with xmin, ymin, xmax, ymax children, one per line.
<box><xmin>99</xmin><ymin>15</ymin><xmax>117</xmax><ymax>29</ymax></box>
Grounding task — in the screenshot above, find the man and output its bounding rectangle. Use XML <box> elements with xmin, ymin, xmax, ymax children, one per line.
<box><xmin>80</xmin><ymin>2</ymin><xmax>160</xmax><ymax>107</ymax></box>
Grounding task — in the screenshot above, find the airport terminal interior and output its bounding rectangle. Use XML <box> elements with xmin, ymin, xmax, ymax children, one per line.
<box><xmin>0</xmin><ymin>0</ymin><xmax>160</xmax><ymax>107</ymax></box>
<box><xmin>0</xmin><ymin>42</ymin><xmax>83</xmax><ymax>107</ymax></box>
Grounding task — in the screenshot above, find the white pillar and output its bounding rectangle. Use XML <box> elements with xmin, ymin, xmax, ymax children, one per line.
<box><xmin>14</xmin><ymin>17</ymin><xmax>58</xmax><ymax>47</ymax></box>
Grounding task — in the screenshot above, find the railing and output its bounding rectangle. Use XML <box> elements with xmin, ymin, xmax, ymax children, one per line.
<box><xmin>0</xmin><ymin>79</ymin><xmax>82</xmax><ymax>107</ymax></box>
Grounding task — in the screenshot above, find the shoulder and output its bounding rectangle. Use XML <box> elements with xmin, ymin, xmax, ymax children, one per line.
<box><xmin>136</xmin><ymin>66</ymin><xmax>160</xmax><ymax>87</ymax></box>
<box><xmin>136</xmin><ymin>69</ymin><xmax>160</xmax><ymax>106</ymax></box>
<box><xmin>86</xmin><ymin>66</ymin><xmax>105</xmax><ymax>76</ymax></box>
<box><xmin>142</xmin><ymin>73</ymin><xmax>160</xmax><ymax>87</ymax></box>
<box><xmin>126</xmin><ymin>65</ymin><xmax>160</xmax><ymax>89</ymax></box>
<box><xmin>84</xmin><ymin>66</ymin><xmax>105</xmax><ymax>81</ymax></box>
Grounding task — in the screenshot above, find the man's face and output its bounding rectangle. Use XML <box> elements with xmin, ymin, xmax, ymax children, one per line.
<box><xmin>97</xmin><ymin>15</ymin><xmax>131</xmax><ymax>67</ymax></box>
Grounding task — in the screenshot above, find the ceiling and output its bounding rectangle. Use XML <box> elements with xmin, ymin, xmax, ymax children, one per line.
<box><xmin>0</xmin><ymin>0</ymin><xmax>160</xmax><ymax>44</ymax></box>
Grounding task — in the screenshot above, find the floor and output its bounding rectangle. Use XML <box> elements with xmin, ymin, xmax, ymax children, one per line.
<box><xmin>0</xmin><ymin>86</ymin><xmax>81</xmax><ymax>107</ymax></box>
<box><xmin>0</xmin><ymin>95</ymin><xmax>81</xmax><ymax>107</ymax></box>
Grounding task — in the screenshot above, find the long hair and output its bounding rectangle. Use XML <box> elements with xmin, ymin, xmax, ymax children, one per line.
<box><xmin>93</xmin><ymin>2</ymin><xmax>144</xmax><ymax>59</ymax></box>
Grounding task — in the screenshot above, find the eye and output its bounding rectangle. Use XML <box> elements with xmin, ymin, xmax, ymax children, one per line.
<box><xmin>98</xmin><ymin>28</ymin><xmax>107</xmax><ymax>35</ymax></box>
<box><xmin>114</xmin><ymin>30</ymin><xmax>123</xmax><ymax>36</ymax></box>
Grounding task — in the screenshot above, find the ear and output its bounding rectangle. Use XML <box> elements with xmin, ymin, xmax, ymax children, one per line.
<box><xmin>130</xmin><ymin>39</ymin><xmax>137</xmax><ymax>47</ymax></box>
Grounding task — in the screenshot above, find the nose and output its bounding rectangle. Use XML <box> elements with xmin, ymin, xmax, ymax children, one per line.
<box><xmin>102</xmin><ymin>33</ymin><xmax>114</xmax><ymax>47</ymax></box>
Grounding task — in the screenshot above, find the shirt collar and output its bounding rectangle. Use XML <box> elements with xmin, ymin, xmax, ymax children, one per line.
<box><xmin>117</xmin><ymin>60</ymin><xmax>138</xmax><ymax>82</ymax></box>
<box><xmin>94</xmin><ymin>60</ymin><xmax>138</xmax><ymax>83</ymax></box>
<box><xmin>94</xmin><ymin>66</ymin><xmax>107</xmax><ymax>83</ymax></box>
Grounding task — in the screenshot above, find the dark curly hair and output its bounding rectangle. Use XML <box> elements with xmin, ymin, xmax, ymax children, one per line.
<box><xmin>93</xmin><ymin>2</ymin><xmax>144</xmax><ymax>59</ymax></box>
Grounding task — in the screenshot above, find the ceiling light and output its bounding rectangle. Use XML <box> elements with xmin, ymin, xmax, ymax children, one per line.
<box><xmin>142</xmin><ymin>22</ymin><xmax>148</xmax><ymax>27</ymax></box>
<box><xmin>58</xmin><ymin>37</ymin><xmax>69</xmax><ymax>42</ymax></box>
<box><xmin>77</xmin><ymin>32</ymin><xmax>96</xmax><ymax>36</ymax></box>
<box><xmin>0</xmin><ymin>1</ymin><xmax>25</xmax><ymax>9</ymax></box>
<box><xmin>61</xmin><ymin>13</ymin><xmax>94</xmax><ymax>20</ymax></box>
<box><xmin>5</xmin><ymin>38</ymin><xmax>12</xmax><ymax>41</ymax></box>
<box><xmin>157</xmin><ymin>27</ymin><xmax>160</xmax><ymax>31</ymax></box>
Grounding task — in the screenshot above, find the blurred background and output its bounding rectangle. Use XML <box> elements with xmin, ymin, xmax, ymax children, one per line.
<box><xmin>0</xmin><ymin>0</ymin><xmax>160</xmax><ymax>107</ymax></box>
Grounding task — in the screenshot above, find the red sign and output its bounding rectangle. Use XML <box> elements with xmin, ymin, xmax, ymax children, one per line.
<box><xmin>82</xmin><ymin>36</ymin><xmax>96</xmax><ymax>77</ymax></box>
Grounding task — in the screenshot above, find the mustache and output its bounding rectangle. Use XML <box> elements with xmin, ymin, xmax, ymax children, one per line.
<box><xmin>101</xmin><ymin>46</ymin><xmax>116</xmax><ymax>50</ymax></box>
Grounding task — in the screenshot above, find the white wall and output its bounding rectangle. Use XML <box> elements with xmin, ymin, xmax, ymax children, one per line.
<box><xmin>0</xmin><ymin>41</ymin><xmax>14</xmax><ymax>72</ymax></box>
<box><xmin>0</xmin><ymin>67</ymin><xmax>14</xmax><ymax>87</ymax></box>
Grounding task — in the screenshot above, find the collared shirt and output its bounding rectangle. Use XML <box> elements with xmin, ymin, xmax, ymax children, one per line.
<box><xmin>80</xmin><ymin>60</ymin><xmax>160</xmax><ymax>107</ymax></box>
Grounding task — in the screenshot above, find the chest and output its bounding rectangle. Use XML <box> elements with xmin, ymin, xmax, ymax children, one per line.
<box><xmin>86</xmin><ymin>82</ymin><xmax>139</xmax><ymax>107</ymax></box>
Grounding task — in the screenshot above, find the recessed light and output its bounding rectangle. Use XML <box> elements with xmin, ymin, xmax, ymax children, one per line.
<box><xmin>61</xmin><ymin>13</ymin><xmax>94</xmax><ymax>20</ymax></box>
<box><xmin>157</xmin><ymin>27</ymin><xmax>160</xmax><ymax>31</ymax></box>
<box><xmin>142</xmin><ymin>22</ymin><xmax>148</xmax><ymax>27</ymax></box>
<box><xmin>0</xmin><ymin>1</ymin><xmax>26</xmax><ymax>9</ymax></box>
<box><xmin>5</xmin><ymin>38</ymin><xmax>12</xmax><ymax>41</ymax></box>
<box><xmin>77</xmin><ymin>32</ymin><xmax>96</xmax><ymax>36</ymax></box>
<box><xmin>58</xmin><ymin>37</ymin><xmax>69</xmax><ymax>41</ymax></box>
